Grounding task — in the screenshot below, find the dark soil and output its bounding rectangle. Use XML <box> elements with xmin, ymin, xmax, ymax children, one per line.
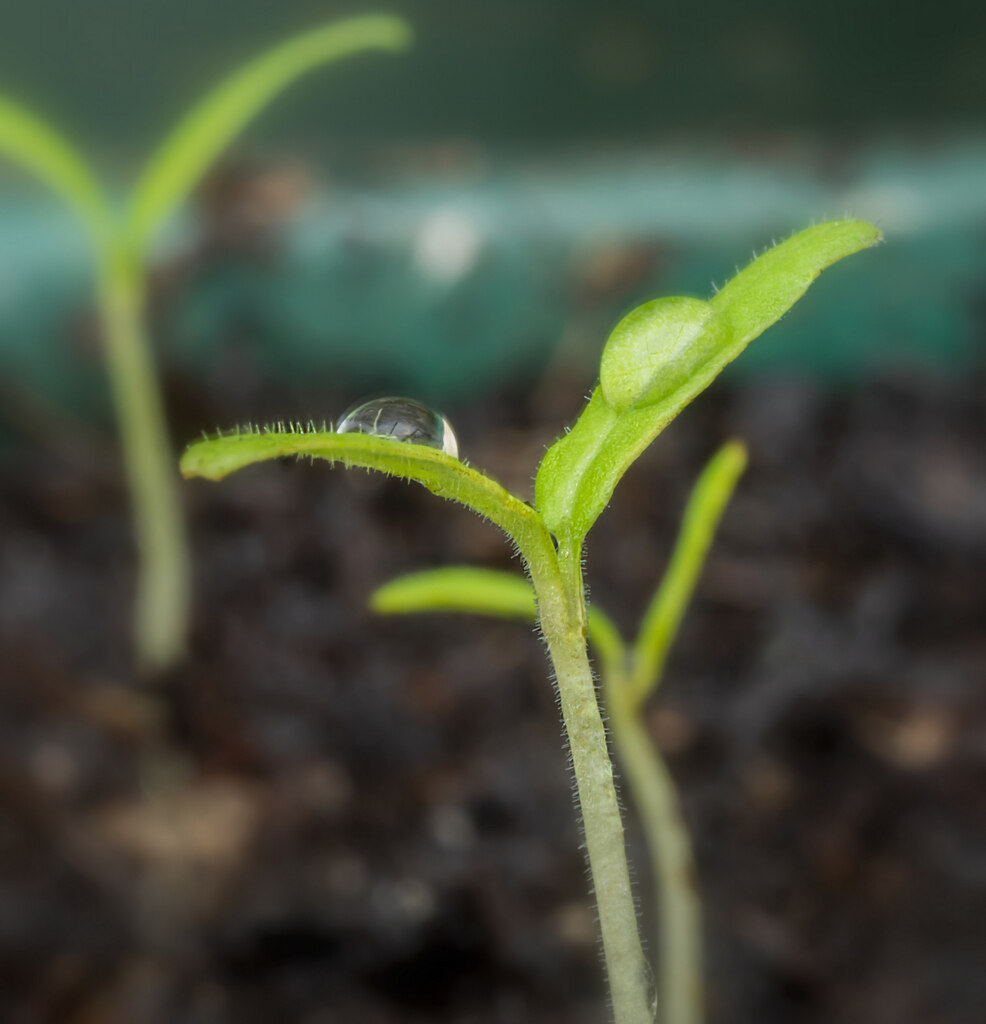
<box><xmin>1</xmin><ymin>365</ymin><xmax>985</xmax><ymax>1024</ymax></box>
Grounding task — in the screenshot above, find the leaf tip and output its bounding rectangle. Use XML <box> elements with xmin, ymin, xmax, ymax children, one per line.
<box><xmin>363</xmin><ymin>13</ymin><xmax>414</xmax><ymax>51</ymax></box>
<box><xmin>368</xmin><ymin>588</ymin><xmax>402</xmax><ymax>615</ymax></box>
<box><xmin>816</xmin><ymin>217</ymin><xmax>883</xmax><ymax>256</ymax></box>
<box><xmin>178</xmin><ymin>440</ymin><xmax>210</xmax><ymax>480</ymax></box>
<box><xmin>719</xmin><ymin>438</ymin><xmax>748</xmax><ymax>474</ymax></box>
<box><xmin>844</xmin><ymin>217</ymin><xmax>883</xmax><ymax>248</ymax></box>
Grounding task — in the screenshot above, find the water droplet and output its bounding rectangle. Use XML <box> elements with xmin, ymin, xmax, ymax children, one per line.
<box><xmin>335</xmin><ymin>397</ymin><xmax>459</xmax><ymax>458</ymax></box>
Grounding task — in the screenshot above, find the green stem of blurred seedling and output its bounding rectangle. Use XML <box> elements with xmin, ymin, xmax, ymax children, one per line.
<box><xmin>0</xmin><ymin>96</ymin><xmax>185</xmax><ymax>669</ymax></box>
<box><xmin>96</xmin><ymin>244</ymin><xmax>189</xmax><ymax>670</ymax></box>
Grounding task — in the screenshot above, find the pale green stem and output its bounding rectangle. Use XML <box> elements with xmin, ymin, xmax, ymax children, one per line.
<box><xmin>528</xmin><ymin>539</ymin><xmax>654</xmax><ymax>1024</ymax></box>
<box><xmin>607</xmin><ymin>670</ymin><xmax>702</xmax><ymax>1024</ymax></box>
<box><xmin>97</xmin><ymin>245</ymin><xmax>189</xmax><ymax>671</ymax></box>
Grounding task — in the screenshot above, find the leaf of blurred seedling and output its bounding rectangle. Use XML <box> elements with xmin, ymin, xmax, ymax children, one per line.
<box><xmin>127</xmin><ymin>14</ymin><xmax>411</xmax><ymax>253</ymax></box>
<box><xmin>0</xmin><ymin>97</ymin><xmax>114</xmax><ymax>246</ymax></box>
<box><xmin>0</xmin><ymin>14</ymin><xmax>412</xmax><ymax>670</ymax></box>
<box><xmin>181</xmin><ymin>221</ymin><xmax>880</xmax><ymax>1023</ymax></box>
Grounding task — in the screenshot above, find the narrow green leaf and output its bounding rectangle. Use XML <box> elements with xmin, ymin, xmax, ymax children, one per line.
<box><xmin>629</xmin><ymin>440</ymin><xmax>747</xmax><ymax>704</ymax></box>
<box><xmin>536</xmin><ymin>220</ymin><xmax>881</xmax><ymax>541</ymax></box>
<box><xmin>710</xmin><ymin>219</ymin><xmax>882</xmax><ymax>344</ymax></box>
<box><xmin>369</xmin><ymin>565</ymin><xmax>627</xmax><ymax>676</ymax></box>
<box><xmin>0</xmin><ymin>95</ymin><xmax>112</xmax><ymax>246</ymax></box>
<box><xmin>180</xmin><ymin>429</ymin><xmax>552</xmax><ymax>563</ymax></box>
<box><xmin>127</xmin><ymin>14</ymin><xmax>412</xmax><ymax>252</ymax></box>
<box><xmin>371</xmin><ymin>567</ymin><xmax>538</xmax><ymax>619</ymax></box>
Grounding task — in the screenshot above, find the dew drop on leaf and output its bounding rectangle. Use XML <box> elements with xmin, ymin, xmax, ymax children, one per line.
<box><xmin>335</xmin><ymin>397</ymin><xmax>459</xmax><ymax>458</ymax></box>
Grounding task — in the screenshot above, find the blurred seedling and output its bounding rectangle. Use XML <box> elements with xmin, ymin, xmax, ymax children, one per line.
<box><xmin>181</xmin><ymin>221</ymin><xmax>881</xmax><ymax>1023</ymax></box>
<box><xmin>369</xmin><ymin>440</ymin><xmax>745</xmax><ymax>1024</ymax></box>
<box><xmin>0</xmin><ymin>13</ymin><xmax>412</xmax><ymax>671</ymax></box>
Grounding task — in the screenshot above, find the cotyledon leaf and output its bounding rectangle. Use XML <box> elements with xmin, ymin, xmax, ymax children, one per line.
<box><xmin>536</xmin><ymin>220</ymin><xmax>882</xmax><ymax>541</ymax></box>
<box><xmin>0</xmin><ymin>94</ymin><xmax>113</xmax><ymax>248</ymax></box>
<box><xmin>372</xmin><ymin>566</ymin><xmax>539</xmax><ymax>619</ymax></box>
<box><xmin>180</xmin><ymin>429</ymin><xmax>553</xmax><ymax>562</ymax></box>
<box><xmin>709</xmin><ymin>219</ymin><xmax>881</xmax><ymax>343</ymax></box>
<box><xmin>127</xmin><ymin>14</ymin><xmax>412</xmax><ymax>253</ymax></box>
<box><xmin>369</xmin><ymin>565</ymin><xmax>626</xmax><ymax>675</ymax></box>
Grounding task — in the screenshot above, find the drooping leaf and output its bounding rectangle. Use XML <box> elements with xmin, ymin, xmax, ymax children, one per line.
<box><xmin>180</xmin><ymin>429</ymin><xmax>553</xmax><ymax>563</ymax></box>
<box><xmin>536</xmin><ymin>220</ymin><xmax>881</xmax><ymax>541</ymax></box>
<box><xmin>0</xmin><ymin>95</ymin><xmax>112</xmax><ymax>246</ymax></box>
<box><xmin>127</xmin><ymin>14</ymin><xmax>412</xmax><ymax>251</ymax></box>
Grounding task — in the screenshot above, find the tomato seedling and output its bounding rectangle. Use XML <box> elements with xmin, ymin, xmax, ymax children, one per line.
<box><xmin>181</xmin><ymin>220</ymin><xmax>881</xmax><ymax>1022</ymax></box>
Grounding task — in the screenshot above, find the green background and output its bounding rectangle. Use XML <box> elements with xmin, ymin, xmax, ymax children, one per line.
<box><xmin>0</xmin><ymin>1</ymin><xmax>984</xmax><ymax>412</ymax></box>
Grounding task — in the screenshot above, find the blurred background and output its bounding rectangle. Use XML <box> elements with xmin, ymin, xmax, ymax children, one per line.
<box><xmin>1</xmin><ymin>2</ymin><xmax>984</xmax><ymax>1022</ymax></box>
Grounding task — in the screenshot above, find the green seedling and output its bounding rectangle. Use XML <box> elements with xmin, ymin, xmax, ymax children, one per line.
<box><xmin>0</xmin><ymin>14</ymin><xmax>412</xmax><ymax>670</ymax></box>
<box><xmin>180</xmin><ymin>220</ymin><xmax>881</xmax><ymax>1023</ymax></box>
<box><xmin>370</xmin><ymin>440</ymin><xmax>747</xmax><ymax>1024</ymax></box>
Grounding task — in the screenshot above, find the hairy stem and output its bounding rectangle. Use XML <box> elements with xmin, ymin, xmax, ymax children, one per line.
<box><xmin>528</xmin><ymin>541</ymin><xmax>653</xmax><ymax>1024</ymax></box>
<box><xmin>97</xmin><ymin>246</ymin><xmax>189</xmax><ymax>671</ymax></box>
<box><xmin>607</xmin><ymin>673</ymin><xmax>702</xmax><ymax>1024</ymax></box>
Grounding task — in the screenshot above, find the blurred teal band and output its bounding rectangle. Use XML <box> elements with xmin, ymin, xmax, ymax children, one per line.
<box><xmin>1</xmin><ymin>143</ymin><xmax>982</xmax><ymax>417</ymax></box>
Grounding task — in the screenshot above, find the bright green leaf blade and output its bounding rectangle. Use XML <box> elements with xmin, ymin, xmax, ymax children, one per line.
<box><xmin>128</xmin><ymin>14</ymin><xmax>412</xmax><ymax>251</ymax></box>
<box><xmin>536</xmin><ymin>386</ymin><xmax>681</xmax><ymax>540</ymax></box>
<box><xmin>180</xmin><ymin>429</ymin><xmax>552</xmax><ymax>562</ymax></box>
<box><xmin>0</xmin><ymin>95</ymin><xmax>112</xmax><ymax>245</ymax></box>
<box><xmin>371</xmin><ymin>567</ymin><xmax>538</xmax><ymax>619</ymax></box>
<box><xmin>710</xmin><ymin>219</ymin><xmax>882</xmax><ymax>344</ymax></box>
<box><xmin>536</xmin><ymin>220</ymin><xmax>881</xmax><ymax>541</ymax></box>
<box><xmin>629</xmin><ymin>440</ymin><xmax>747</xmax><ymax>703</ymax></box>
<box><xmin>370</xmin><ymin>565</ymin><xmax>627</xmax><ymax>675</ymax></box>
<box><xmin>535</xmin><ymin>391</ymin><xmax>619</xmax><ymax>537</ymax></box>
